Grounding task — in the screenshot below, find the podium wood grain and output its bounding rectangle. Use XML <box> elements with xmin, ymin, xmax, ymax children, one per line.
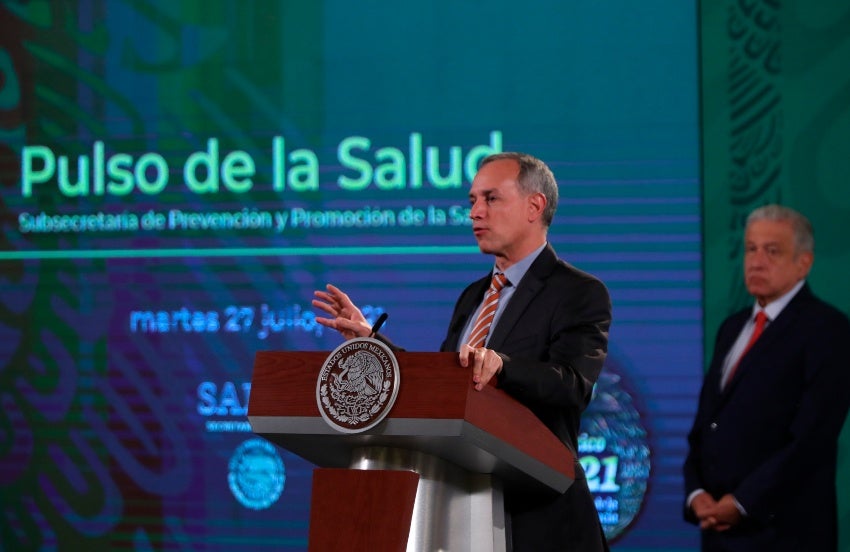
<box><xmin>249</xmin><ymin>350</ymin><xmax>575</xmax><ymax>492</ymax></box>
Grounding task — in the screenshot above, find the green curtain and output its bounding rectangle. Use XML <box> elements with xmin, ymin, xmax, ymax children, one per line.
<box><xmin>700</xmin><ymin>1</ymin><xmax>850</xmax><ymax>549</ymax></box>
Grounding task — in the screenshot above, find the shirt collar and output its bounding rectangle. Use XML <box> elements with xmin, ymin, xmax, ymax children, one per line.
<box><xmin>494</xmin><ymin>242</ymin><xmax>547</xmax><ymax>287</ymax></box>
<box><xmin>752</xmin><ymin>279</ymin><xmax>805</xmax><ymax>321</ymax></box>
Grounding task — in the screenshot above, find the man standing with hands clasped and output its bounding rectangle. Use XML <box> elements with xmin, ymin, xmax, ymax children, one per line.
<box><xmin>313</xmin><ymin>152</ymin><xmax>611</xmax><ymax>551</ymax></box>
<box><xmin>684</xmin><ymin>204</ymin><xmax>850</xmax><ymax>551</ymax></box>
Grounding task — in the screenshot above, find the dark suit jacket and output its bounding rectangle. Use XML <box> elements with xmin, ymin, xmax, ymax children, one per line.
<box><xmin>683</xmin><ymin>284</ymin><xmax>850</xmax><ymax>552</ymax></box>
<box><xmin>440</xmin><ymin>244</ymin><xmax>612</xmax><ymax>552</ymax></box>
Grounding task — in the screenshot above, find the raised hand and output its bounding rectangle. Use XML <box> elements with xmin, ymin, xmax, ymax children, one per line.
<box><xmin>312</xmin><ymin>284</ymin><xmax>372</xmax><ymax>340</ymax></box>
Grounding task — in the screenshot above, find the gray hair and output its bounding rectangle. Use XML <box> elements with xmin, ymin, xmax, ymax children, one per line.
<box><xmin>480</xmin><ymin>152</ymin><xmax>559</xmax><ymax>227</ymax></box>
<box><xmin>746</xmin><ymin>204</ymin><xmax>814</xmax><ymax>254</ymax></box>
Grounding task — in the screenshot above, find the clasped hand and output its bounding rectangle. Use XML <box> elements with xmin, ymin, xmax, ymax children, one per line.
<box><xmin>691</xmin><ymin>492</ymin><xmax>742</xmax><ymax>532</ymax></box>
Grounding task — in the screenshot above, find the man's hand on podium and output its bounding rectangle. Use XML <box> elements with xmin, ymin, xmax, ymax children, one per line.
<box><xmin>459</xmin><ymin>343</ymin><xmax>503</xmax><ymax>391</ymax></box>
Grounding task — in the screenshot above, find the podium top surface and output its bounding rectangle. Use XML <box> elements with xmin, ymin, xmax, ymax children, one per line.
<box><xmin>248</xmin><ymin>350</ymin><xmax>575</xmax><ymax>494</ymax></box>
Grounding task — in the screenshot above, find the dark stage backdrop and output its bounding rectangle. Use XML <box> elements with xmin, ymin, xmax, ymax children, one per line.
<box><xmin>0</xmin><ymin>2</ymin><xmax>700</xmax><ymax>550</ymax></box>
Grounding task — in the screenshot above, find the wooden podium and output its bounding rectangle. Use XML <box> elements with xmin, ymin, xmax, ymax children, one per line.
<box><xmin>248</xmin><ymin>350</ymin><xmax>575</xmax><ymax>552</ymax></box>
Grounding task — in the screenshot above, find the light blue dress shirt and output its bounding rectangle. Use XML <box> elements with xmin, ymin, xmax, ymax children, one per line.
<box><xmin>458</xmin><ymin>242</ymin><xmax>547</xmax><ymax>349</ymax></box>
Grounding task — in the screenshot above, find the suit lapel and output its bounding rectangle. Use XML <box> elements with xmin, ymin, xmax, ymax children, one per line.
<box><xmin>719</xmin><ymin>284</ymin><xmax>811</xmax><ymax>397</ymax></box>
<box><xmin>703</xmin><ymin>311</ymin><xmax>749</xmax><ymax>405</ymax></box>
<box><xmin>487</xmin><ymin>245</ymin><xmax>556</xmax><ymax>351</ymax></box>
<box><xmin>443</xmin><ymin>275</ymin><xmax>490</xmax><ymax>351</ymax></box>
<box><xmin>746</xmin><ymin>284</ymin><xmax>811</xmax><ymax>358</ymax></box>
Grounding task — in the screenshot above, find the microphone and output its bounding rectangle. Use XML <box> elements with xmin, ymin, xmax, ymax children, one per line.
<box><xmin>369</xmin><ymin>312</ymin><xmax>388</xmax><ymax>337</ymax></box>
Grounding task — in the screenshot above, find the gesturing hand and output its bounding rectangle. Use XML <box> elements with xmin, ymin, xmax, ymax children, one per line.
<box><xmin>312</xmin><ymin>284</ymin><xmax>372</xmax><ymax>340</ymax></box>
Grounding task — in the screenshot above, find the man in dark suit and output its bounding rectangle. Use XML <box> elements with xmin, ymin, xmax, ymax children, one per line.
<box><xmin>313</xmin><ymin>152</ymin><xmax>611</xmax><ymax>551</ymax></box>
<box><xmin>683</xmin><ymin>204</ymin><xmax>850</xmax><ymax>551</ymax></box>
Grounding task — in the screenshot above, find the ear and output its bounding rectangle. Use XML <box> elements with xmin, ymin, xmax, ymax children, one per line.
<box><xmin>796</xmin><ymin>250</ymin><xmax>814</xmax><ymax>277</ymax></box>
<box><xmin>527</xmin><ymin>192</ymin><xmax>546</xmax><ymax>222</ymax></box>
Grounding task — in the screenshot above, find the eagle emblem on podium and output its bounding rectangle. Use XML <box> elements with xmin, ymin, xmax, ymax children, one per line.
<box><xmin>316</xmin><ymin>337</ymin><xmax>400</xmax><ymax>433</ymax></box>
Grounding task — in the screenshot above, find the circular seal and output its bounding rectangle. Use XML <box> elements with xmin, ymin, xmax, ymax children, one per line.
<box><xmin>316</xmin><ymin>337</ymin><xmax>400</xmax><ymax>433</ymax></box>
<box><xmin>228</xmin><ymin>438</ymin><xmax>286</xmax><ymax>510</ymax></box>
<box><xmin>579</xmin><ymin>357</ymin><xmax>651</xmax><ymax>543</ymax></box>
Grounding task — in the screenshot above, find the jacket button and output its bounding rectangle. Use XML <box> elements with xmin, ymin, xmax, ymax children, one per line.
<box><xmin>710</xmin><ymin>422</ymin><xmax>718</xmax><ymax>431</ymax></box>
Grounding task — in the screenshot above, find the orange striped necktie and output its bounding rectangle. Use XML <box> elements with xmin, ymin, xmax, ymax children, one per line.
<box><xmin>725</xmin><ymin>310</ymin><xmax>768</xmax><ymax>388</ymax></box>
<box><xmin>466</xmin><ymin>272</ymin><xmax>509</xmax><ymax>349</ymax></box>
